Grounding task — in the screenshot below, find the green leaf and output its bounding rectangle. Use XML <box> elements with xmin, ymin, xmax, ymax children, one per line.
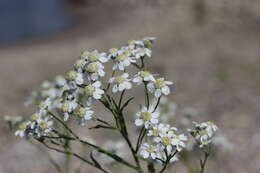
<box><xmin>90</xmin><ymin>151</ymin><xmax>102</xmax><ymax>168</ymax></box>
<box><xmin>120</xmin><ymin>97</ymin><xmax>134</xmax><ymax>112</ymax></box>
<box><xmin>89</xmin><ymin>125</ymin><xmax>118</xmax><ymax>131</ymax></box>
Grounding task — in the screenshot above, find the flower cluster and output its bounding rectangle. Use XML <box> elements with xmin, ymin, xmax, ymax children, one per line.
<box><xmin>139</xmin><ymin>123</ymin><xmax>187</xmax><ymax>162</ymax></box>
<box><xmin>189</xmin><ymin>121</ymin><xmax>218</xmax><ymax>148</ymax></box>
<box><xmin>9</xmin><ymin>37</ymin><xmax>221</xmax><ymax>173</ymax></box>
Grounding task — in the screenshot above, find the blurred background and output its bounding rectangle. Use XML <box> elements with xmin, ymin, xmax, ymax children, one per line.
<box><xmin>1</xmin><ymin>0</ymin><xmax>260</xmax><ymax>172</ymax></box>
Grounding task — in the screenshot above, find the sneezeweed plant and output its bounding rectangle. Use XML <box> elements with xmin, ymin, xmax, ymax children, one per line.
<box><xmin>5</xmin><ymin>37</ymin><xmax>221</xmax><ymax>173</ymax></box>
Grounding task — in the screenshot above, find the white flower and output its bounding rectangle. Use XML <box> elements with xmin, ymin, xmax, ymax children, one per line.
<box><xmin>66</xmin><ymin>70</ymin><xmax>84</xmax><ymax>85</ymax></box>
<box><xmin>60</xmin><ymin>100</ymin><xmax>78</xmax><ymax>121</ymax></box>
<box><xmin>55</xmin><ymin>75</ymin><xmax>66</xmax><ymax>87</ymax></box>
<box><xmin>199</xmin><ymin>121</ymin><xmax>218</xmax><ymax>137</ymax></box>
<box><xmin>15</xmin><ymin>121</ymin><xmax>30</xmax><ymax>137</ymax></box>
<box><xmin>112</xmin><ymin>53</ymin><xmax>136</xmax><ymax>71</ymax></box>
<box><xmin>147</xmin><ymin>78</ymin><xmax>173</xmax><ymax>98</ymax></box>
<box><xmin>74</xmin><ymin>106</ymin><xmax>93</xmax><ymax>125</ymax></box>
<box><xmin>152</xmin><ymin>124</ymin><xmax>185</xmax><ymax>153</ymax></box>
<box><xmin>36</xmin><ymin>117</ymin><xmax>53</xmax><ymax>136</ymax></box>
<box><xmin>81</xmin><ymin>50</ymin><xmax>109</xmax><ymax>63</ymax></box>
<box><xmin>132</xmin><ymin>70</ymin><xmax>155</xmax><ymax>85</ymax></box>
<box><xmin>134</xmin><ymin>47</ymin><xmax>152</xmax><ymax>59</ymax></box>
<box><xmin>84</xmin><ymin>81</ymin><xmax>104</xmax><ymax>105</ymax></box>
<box><xmin>108</xmin><ymin>48</ymin><xmax>120</xmax><ymax>59</ymax></box>
<box><xmin>171</xmin><ymin>134</ymin><xmax>187</xmax><ymax>151</ymax></box>
<box><xmin>155</xmin><ymin>130</ymin><xmax>175</xmax><ymax>153</ymax></box>
<box><xmin>139</xmin><ymin>143</ymin><xmax>158</xmax><ymax>159</ymax></box>
<box><xmin>134</xmin><ymin>106</ymin><xmax>160</xmax><ymax>128</ymax></box>
<box><xmin>148</xmin><ymin>123</ymin><xmax>177</xmax><ymax>137</ymax></box>
<box><xmin>128</xmin><ymin>39</ymin><xmax>145</xmax><ymax>48</ymax></box>
<box><xmin>38</xmin><ymin>98</ymin><xmax>52</xmax><ymax>116</ymax></box>
<box><xmin>85</xmin><ymin>62</ymin><xmax>105</xmax><ymax>81</ymax></box>
<box><xmin>109</xmin><ymin>73</ymin><xmax>132</xmax><ymax>93</ymax></box>
<box><xmin>189</xmin><ymin>121</ymin><xmax>218</xmax><ymax>148</ymax></box>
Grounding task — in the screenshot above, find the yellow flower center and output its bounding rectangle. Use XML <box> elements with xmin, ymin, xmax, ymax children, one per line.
<box><xmin>207</xmin><ymin>121</ymin><xmax>214</xmax><ymax>126</ymax></box>
<box><xmin>75</xmin><ymin>107</ymin><xmax>86</xmax><ymax>118</ymax></box>
<box><xmin>155</xmin><ymin>78</ymin><xmax>166</xmax><ymax>88</ymax></box>
<box><xmin>66</xmin><ymin>71</ymin><xmax>77</xmax><ymax>81</ymax></box>
<box><xmin>115</xmin><ymin>54</ymin><xmax>127</xmax><ymax>62</ymax></box>
<box><xmin>128</xmin><ymin>40</ymin><xmax>135</xmax><ymax>45</ymax></box>
<box><xmin>146</xmin><ymin>145</ymin><xmax>156</xmax><ymax>153</ymax></box>
<box><xmin>81</xmin><ymin>51</ymin><xmax>90</xmax><ymax>58</ymax></box>
<box><xmin>61</xmin><ymin>103</ymin><xmax>69</xmax><ymax>112</ymax></box>
<box><xmin>140</xmin><ymin>71</ymin><xmax>150</xmax><ymax>78</ymax></box>
<box><xmin>74</xmin><ymin>59</ymin><xmax>85</xmax><ymax>69</ymax></box>
<box><xmin>18</xmin><ymin>122</ymin><xmax>27</xmax><ymax>130</ymax></box>
<box><xmin>109</xmin><ymin>48</ymin><xmax>118</xmax><ymax>54</ymax></box>
<box><xmin>162</xmin><ymin>137</ymin><xmax>171</xmax><ymax>145</ymax></box>
<box><xmin>152</xmin><ymin>129</ymin><xmax>160</xmax><ymax>136</ymax></box>
<box><xmin>84</xmin><ymin>85</ymin><xmax>95</xmax><ymax>96</ymax></box>
<box><xmin>30</xmin><ymin>113</ymin><xmax>39</xmax><ymax>121</ymax></box>
<box><xmin>39</xmin><ymin>121</ymin><xmax>48</xmax><ymax>129</ymax></box>
<box><xmin>115</xmin><ymin>76</ymin><xmax>126</xmax><ymax>83</ymax></box>
<box><xmin>88</xmin><ymin>52</ymin><xmax>99</xmax><ymax>62</ymax></box>
<box><xmin>141</xmin><ymin>111</ymin><xmax>152</xmax><ymax>121</ymax></box>
<box><xmin>86</xmin><ymin>62</ymin><xmax>99</xmax><ymax>73</ymax></box>
<box><xmin>201</xmin><ymin>130</ymin><xmax>209</xmax><ymax>136</ymax></box>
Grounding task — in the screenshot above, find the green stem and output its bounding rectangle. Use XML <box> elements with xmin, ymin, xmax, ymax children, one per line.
<box><xmin>38</xmin><ymin>140</ymin><xmax>110</xmax><ymax>173</ymax></box>
<box><xmin>200</xmin><ymin>152</ymin><xmax>209</xmax><ymax>173</ymax></box>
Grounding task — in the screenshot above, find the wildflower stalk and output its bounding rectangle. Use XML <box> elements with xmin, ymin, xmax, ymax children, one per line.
<box><xmin>48</xmin><ymin>112</ymin><xmax>139</xmax><ymax>171</ymax></box>
<box><xmin>38</xmin><ymin>140</ymin><xmax>110</xmax><ymax>173</ymax></box>
<box><xmin>200</xmin><ymin>151</ymin><xmax>210</xmax><ymax>173</ymax></box>
<box><xmin>159</xmin><ymin>150</ymin><xmax>178</xmax><ymax>173</ymax></box>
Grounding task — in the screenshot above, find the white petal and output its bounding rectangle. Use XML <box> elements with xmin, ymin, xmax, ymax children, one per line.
<box><xmin>155</xmin><ymin>89</ymin><xmax>162</xmax><ymax>98</ymax></box>
<box><xmin>161</xmin><ymin>86</ymin><xmax>170</xmax><ymax>95</ymax></box>
<box><xmin>135</xmin><ymin>119</ymin><xmax>144</xmax><ymax>126</ymax></box>
<box><xmin>112</xmin><ymin>85</ymin><xmax>118</xmax><ymax>93</ymax></box>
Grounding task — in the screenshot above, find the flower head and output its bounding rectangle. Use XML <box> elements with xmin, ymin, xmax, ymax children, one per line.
<box><xmin>135</xmin><ymin>106</ymin><xmax>160</xmax><ymax>128</ymax></box>
<box><xmin>74</xmin><ymin>106</ymin><xmax>93</xmax><ymax>125</ymax></box>
<box><xmin>84</xmin><ymin>81</ymin><xmax>104</xmax><ymax>105</ymax></box>
<box><xmin>81</xmin><ymin>50</ymin><xmax>108</xmax><ymax>63</ymax></box>
<box><xmin>85</xmin><ymin>62</ymin><xmax>105</xmax><ymax>81</ymax></box>
<box><xmin>189</xmin><ymin>121</ymin><xmax>218</xmax><ymax>148</ymax></box>
<box><xmin>66</xmin><ymin>70</ymin><xmax>84</xmax><ymax>85</ymax></box>
<box><xmin>109</xmin><ymin>73</ymin><xmax>132</xmax><ymax>93</ymax></box>
<box><xmin>133</xmin><ymin>70</ymin><xmax>155</xmax><ymax>85</ymax></box>
<box><xmin>147</xmin><ymin>78</ymin><xmax>173</xmax><ymax>98</ymax></box>
<box><xmin>139</xmin><ymin>143</ymin><xmax>158</xmax><ymax>159</ymax></box>
<box><xmin>112</xmin><ymin>53</ymin><xmax>136</xmax><ymax>71</ymax></box>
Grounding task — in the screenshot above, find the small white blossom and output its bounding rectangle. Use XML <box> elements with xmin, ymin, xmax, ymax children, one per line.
<box><xmin>60</xmin><ymin>100</ymin><xmax>78</xmax><ymax>121</ymax></box>
<box><xmin>35</xmin><ymin>117</ymin><xmax>53</xmax><ymax>136</ymax></box>
<box><xmin>189</xmin><ymin>121</ymin><xmax>218</xmax><ymax>148</ymax></box>
<box><xmin>81</xmin><ymin>50</ymin><xmax>109</xmax><ymax>63</ymax></box>
<box><xmin>109</xmin><ymin>73</ymin><xmax>132</xmax><ymax>93</ymax></box>
<box><xmin>74</xmin><ymin>106</ymin><xmax>93</xmax><ymax>126</ymax></box>
<box><xmin>135</xmin><ymin>106</ymin><xmax>160</xmax><ymax>128</ymax></box>
<box><xmin>112</xmin><ymin>53</ymin><xmax>136</xmax><ymax>71</ymax></box>
<box><xmin>139</xmin><ymin>143</ymin><xmax>158</xmax><ymax>159</ymax></box>
<box><xmin>84</xmin><ymin>81</ymin><xmax>104</xmax><ymax>105</ymax></box>
<box><xmin>171</xmin><ymin>134</ymin><xmax>188</xmax><ymax>151</ymax></box>
<box><xmin>147</xmin><ymin>78</ymin><xmax>173</xmax><ymax>98</ymax></box>
<box><xmin>85</xmin><ymin>62</ymin><xmax>105</xmax><ymax>81</ymax></box>
<box><xmin>134</xmin><ymin>47</ymin><xmax>152</xmax><ymax>59</ymax></box>
<box><xmin>15</xmin><ymin>121</ymin><xmax>30</xmax><ymax>137</ymax></box>
<box><xmin>132</xmin><ymin>70</ymin><xmax>155</xmax><ymax>85</ymax></box>
<box><xmin>66</xmin><ymin>70</ymin><xmax>84</xmax><ymax>85</ymax></box>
